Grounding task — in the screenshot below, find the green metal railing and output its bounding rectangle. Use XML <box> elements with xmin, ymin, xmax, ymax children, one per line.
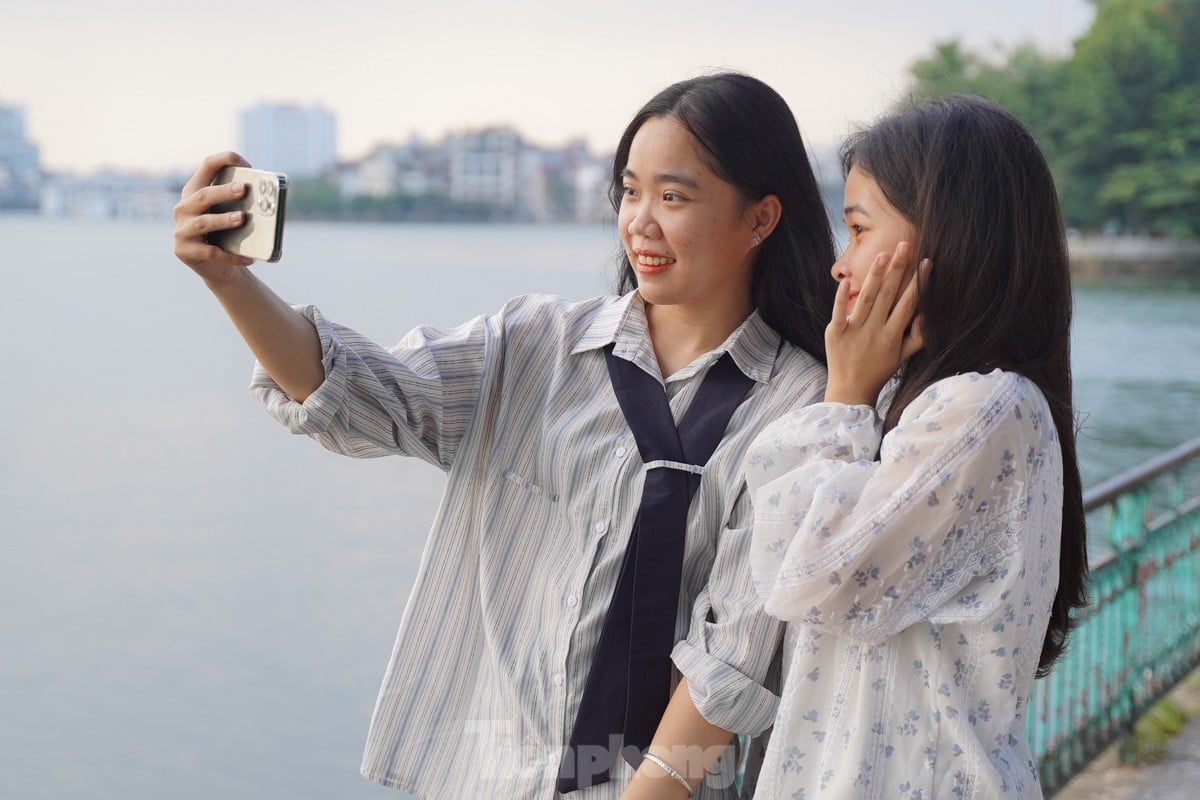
<box><xmin>1030</xmin><ymin>436</ymin><xmax>1200</xmax><ymax>795</ymax></box>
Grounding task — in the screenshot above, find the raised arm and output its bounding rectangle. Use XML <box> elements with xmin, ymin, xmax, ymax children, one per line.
<box><xmin>173</xmin><ymin>151</ymin><xmax>323</xmax><ymax>401</ymax></box>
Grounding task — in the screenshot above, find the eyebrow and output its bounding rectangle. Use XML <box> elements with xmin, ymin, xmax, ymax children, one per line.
<box><xmin>843</xmin><ymin>202</ymin><xmax>872</xmax><ymax>217</ymax></box>
<box><xmin>622</xmin><ymin>168</ymin><xmax>702</xmax><ymax>190</ymax></box>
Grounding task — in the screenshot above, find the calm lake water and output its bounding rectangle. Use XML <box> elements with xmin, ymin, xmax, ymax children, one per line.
<box><xmin>2</xmin><ymin>217</ymin><xmax>1197</xmax><ymax>800</ymax></box>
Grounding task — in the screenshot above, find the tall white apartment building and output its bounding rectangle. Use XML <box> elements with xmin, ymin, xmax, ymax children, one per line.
<box><xmin>238</xmin><ymin>103</ymin><xmax>337</xmax><ymax>179</ymax></box>
<box><xmin>0</xmin><ymin>103</ymin><xmax>41</xmax><ymax>209</ymax></box>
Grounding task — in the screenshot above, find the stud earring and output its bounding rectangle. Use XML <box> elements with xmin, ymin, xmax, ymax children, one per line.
<box><xmin>750</xmin><ymin>231</ymin><xmax>762</xmax><ymax>247</ymax></box>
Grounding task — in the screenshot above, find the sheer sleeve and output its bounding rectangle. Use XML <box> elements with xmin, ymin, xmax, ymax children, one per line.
<box><xmin>744</xmin><ymin>371</ymin><xmax>1059</xmax><ymax>643</ymax></box>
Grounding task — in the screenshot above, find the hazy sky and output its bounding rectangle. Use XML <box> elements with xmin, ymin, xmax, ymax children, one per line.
<box><xmin>3</xmin><ymin>0</ymin><xmax>1094</xmax><ymax>175</ymax></box>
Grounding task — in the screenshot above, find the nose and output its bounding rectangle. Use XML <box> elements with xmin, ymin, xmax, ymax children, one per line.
<box><xmin>626</xmin><ymin>203</ymin><xmax>662</xmax><ymax>240</ymax></box>
<box><xmin>831</xmin><ymin>254</ymin><xmax>849</xmax><ymax>282</ymax></box>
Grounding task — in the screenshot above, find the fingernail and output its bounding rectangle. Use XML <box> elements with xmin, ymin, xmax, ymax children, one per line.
<box><xmin>233</xmin><ymin>183</ymin><xmax>246</xmax><ymax>196</ymax></box>
<box><xmin>229</xmin><ymin>211</ymin><xmax>243</xmax><ymax>223</ymax></box>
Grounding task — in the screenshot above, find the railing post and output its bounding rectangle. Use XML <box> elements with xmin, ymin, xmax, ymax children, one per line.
<box><xmin>1111</xmin><ymin>490</ymin><xmax>1146</xmax><ymax>551</ymax></box>
<box><xmin>1112</xmin><ymin>489</ymin><xmax>1148</xmax><ymax>764</ymax></box>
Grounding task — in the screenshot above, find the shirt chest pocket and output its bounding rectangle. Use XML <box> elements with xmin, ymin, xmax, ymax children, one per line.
<box><xmin>502</xmin><ymin>469</ymin><xmax>560</xmax><ymax>503</ymax></box>
<box><xmin>481</xmin><ymin>467</ymin><xmax>569</xmax><ymax>557</ymax></box>
<box><xmin>491</xmin><ymin>465</ymin><xmax>600</xmax><ymax>559</ymax></box>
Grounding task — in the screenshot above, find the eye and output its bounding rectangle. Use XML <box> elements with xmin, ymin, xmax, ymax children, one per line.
<box><xmin>663</xmin><ymin>191</ymin><xmax>682</xmax><ymax>202</ymax></box>
<box><xmin>621</xmin><ymin>184</ymin><xmax>638</xmax><ymax>199</ymax></box>
<box><xmin>848</xmin><ymin>223</ymin><xmax>865</xmax><ymax>238</ymax></box>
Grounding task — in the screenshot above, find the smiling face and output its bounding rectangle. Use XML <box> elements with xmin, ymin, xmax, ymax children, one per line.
<box><xmin>833</xmin><ymin>165</ymin><xmax>918</xmax><ymax>311</ymax></box>
<box><xmin>617</xmin><ymin>115</ymin><xmax>764</xmax><ymax>320</ymax></box>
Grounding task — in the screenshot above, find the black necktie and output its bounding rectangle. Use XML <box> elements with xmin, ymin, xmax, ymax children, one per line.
<box><xmin>556</xmin><ymin>346</ymin><xmax>755</xmax><ymax>793</ymax></box>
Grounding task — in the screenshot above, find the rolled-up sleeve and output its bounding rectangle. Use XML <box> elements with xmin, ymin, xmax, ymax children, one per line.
<box><xmin>672</xmin><ymin>485</ymin><xmax>783</xmax><ymax>736</ymax></box>
<box><xmin>250</xmin><ymin>303</ymin><xmax>492</xmax><ymax>471</ymax></box>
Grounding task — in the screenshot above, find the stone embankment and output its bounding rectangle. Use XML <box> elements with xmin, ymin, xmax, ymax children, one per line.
<box><xmin>1069</xmin><ymin>234</ymin><xmax>1200</xmax><ymax>276</ymax></box>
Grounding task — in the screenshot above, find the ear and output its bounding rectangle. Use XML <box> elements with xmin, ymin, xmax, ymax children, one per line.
<box><xmin>747</xmin><ymin>194</ymin><xmax>783</xmax><ymax>242</ymax></box>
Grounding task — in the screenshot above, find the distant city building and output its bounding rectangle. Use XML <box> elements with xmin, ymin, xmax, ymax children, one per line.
<box><xmin>40</xmin><ymin>171</ymin><xmax>179</xmax><ymax>219</ymax></box>
<box><xmin>329</xmin><ymin>128</ymin><xmax>614</xmax><ymax>223</ymax></box>
<box><xmin>0</xmin><ymin>103</ymin><xmax>41</xmax><ymax>210</ymax></box>
<box><xmin>517</xmin><ymin>146</ymin><xmax>550</xmax><ymax>221</ymax></box>
<box><xmin>353</xmin><ymin>136</ymin><xmax>449</xmax><ymax>199</ymax></box>
<box><xmin>331</xmin><ymin>129</ymin><xmax>612</xmax><ymax>223</ymax></box>
<box><xmin>540</xmin><ymin>137</ymin><xmax>611</xmax><ymax>223</ymax></box>
<box><xmin>573</xmin><ymin>161</ymin><xmax>611</xmax><ymax>223</ymax></box>
<box><xmin>238</xmin><ymin>102</ymin><xmax>337</xmax><ymax>179</ymax></box>
<box><xmin>447</xmin><ymin>127</ymin><xmax>522</xmax><ymax>213</ymax></box>
<box><xmin>8</xmin><ymin>98</ymin><xmax>612</xmax><ymax>222</ymax></box>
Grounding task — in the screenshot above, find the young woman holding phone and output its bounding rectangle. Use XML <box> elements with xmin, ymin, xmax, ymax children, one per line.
<box><xmin>174</xmin><ymin>73</ymin><xmax>836</xmax><ymax>798</ymax></box>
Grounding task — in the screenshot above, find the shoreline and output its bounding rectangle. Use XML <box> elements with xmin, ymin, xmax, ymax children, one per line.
<box><xmin>1069</xmin><ymin>234</ymin><xmax>1200</xmax><ymax>277</ymax></box>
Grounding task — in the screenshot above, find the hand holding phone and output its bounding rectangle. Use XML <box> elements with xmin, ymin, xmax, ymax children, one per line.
<box><xmin>207</xmin><ymin>166</ymin><xmax>289</xmax><ymax>262</ymax></box>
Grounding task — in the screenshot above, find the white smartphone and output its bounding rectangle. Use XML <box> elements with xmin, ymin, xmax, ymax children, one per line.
<box><xmin>207</xmin><ymin>166</ymin><xmax>289</xmax><ymax>262</ymax></box>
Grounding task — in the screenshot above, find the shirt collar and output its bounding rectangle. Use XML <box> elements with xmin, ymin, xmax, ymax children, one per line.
<box><xmin>571</xmin><ymin>291</ymin><xmax>639</xmax><ymax>355</ymax></box>
<box><xmin>572</xmin><ymin>291</ymin><xmax>782</xmax><ymax>385</ymax></box>
<box><xmin>713</xmin><ymin>309</ymin><xmax>781</xmax><ymax>385</ymax></box>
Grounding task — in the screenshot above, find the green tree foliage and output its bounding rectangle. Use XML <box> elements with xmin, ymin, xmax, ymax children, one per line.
<box><xmin>907</xmin><ymin>0</ymin><xmax>1200</xmax><ymax>237</ymax></box>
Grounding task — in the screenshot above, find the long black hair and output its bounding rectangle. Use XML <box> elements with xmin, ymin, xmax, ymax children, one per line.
<box><xmin>612</xmin><ymin>73</ymin><xmax>836</xmax><ymax>361</ymax></box>
<box><xmin>841</xmin><ymin>94</ymin><xmax>1088</xmax><ymax>677</ymax></box>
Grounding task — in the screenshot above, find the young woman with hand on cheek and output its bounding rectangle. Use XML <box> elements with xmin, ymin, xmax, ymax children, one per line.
<box><xmin>743</xmin><ymin>95</ymin><xmax>1089</xmax><ymax>799</ymax></box>
<box><xmin>173</xmin><ymin>73</ymin><xmax>837</xmax><ymax>799</ymax></box>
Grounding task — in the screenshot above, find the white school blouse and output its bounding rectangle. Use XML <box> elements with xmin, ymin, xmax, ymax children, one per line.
<box><xmin>745</xmin><ymin>371</ymin><xmax>1062</xmax><ymax>799</ymax></box>
<box><xmin>251</xmin><ymin>291</ymin><xmax>827</xmax><ymax>799</ymax></box>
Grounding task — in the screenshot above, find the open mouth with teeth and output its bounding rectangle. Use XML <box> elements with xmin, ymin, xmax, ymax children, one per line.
<box><xmin>638</xmin><ymin>255</ymin><xmax>675</xmax><ymax>266</ymax></box>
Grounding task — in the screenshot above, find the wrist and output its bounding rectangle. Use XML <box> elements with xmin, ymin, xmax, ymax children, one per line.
<box><xmin>630</xmin><ymin>750</ymin><xmax>695</xmax><ymax>798</ymax></box>
<box><xmin>822</xmin><ymin>383</ymin><xmax>879</xmax><ymax>407</ymax></box>
<box><xmin>203</xmin><ymin>263</ymin><xmax>246</xmax><ymax>293</ymax></box>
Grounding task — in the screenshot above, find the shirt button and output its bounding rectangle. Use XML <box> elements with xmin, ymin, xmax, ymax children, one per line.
<box><xmin>566</xmin><ymin>595</ymin><xmax>579</xmax><ymax>608</ymax></box>
<box><xmin>594</xmin><ymin>520</ymin><xmax>609</xmax><ymax>534</ymax></box>
<box><xmin>553</xmin><ymin>674</ymin><xmax>564</xmax><ymax>687</ymax></box>
<box><xmin>615</xmin><ymin>446</ymin><xmax>628</xmax><ymax>458</ymax></box>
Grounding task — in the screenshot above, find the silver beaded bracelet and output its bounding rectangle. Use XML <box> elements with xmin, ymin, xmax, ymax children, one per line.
<box><xmin>642</xmin><ymin>751</ymin><xmax>696</xmax><ymax>796</ymax></box>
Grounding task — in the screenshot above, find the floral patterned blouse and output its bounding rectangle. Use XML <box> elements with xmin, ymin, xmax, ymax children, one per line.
<box><xmin>745</xmin><ymin>370</ymin><xmax>1062</xmax><ymax>799</ymax></box>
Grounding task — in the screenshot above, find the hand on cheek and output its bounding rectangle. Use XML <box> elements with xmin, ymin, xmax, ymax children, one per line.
<box><xmin>824</xmin><ymin>242</ymin><xmax>928</xmax><ymax>406</ymax></box>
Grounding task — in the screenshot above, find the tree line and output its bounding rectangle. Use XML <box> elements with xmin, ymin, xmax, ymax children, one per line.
<box><xmin>905</xmin><ymin>0</ymin><xmax>1200</xmax><ymax>238</ymax></box>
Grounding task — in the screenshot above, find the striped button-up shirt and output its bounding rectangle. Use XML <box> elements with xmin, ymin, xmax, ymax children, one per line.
<box><xmin>251</xmin><ymin>291</ymin><xmax>827</xmax><ymax>799</ymax></box>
